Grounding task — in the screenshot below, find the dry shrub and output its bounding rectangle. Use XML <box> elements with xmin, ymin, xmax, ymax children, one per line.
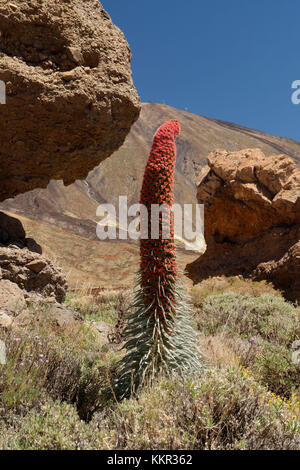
<box><xmin>65</xmin><ymin>289</ymin><xmax>132</xmax><ymax>325</ymax></box>
<box><xmin>1</xmin><ymin>284</ymin><xmax>298</xmax><ymax>450</ymax></box>
<box><xmin>199</xmin><ymin>334</ymin><xmax>241</xmax><ymax>369</ymax></box>
<box><xmin>195</xmin><ymin>292</ymin><xmax>299</xmax><ymax>344</ymax></box>
<box><xmin>190</xmin><ymin>276</ymin><xmax>281</xmax><ymax>308</ymax></box>
<box><xmin>0</xmin><ymin>400</ymin><xmax>105</xmax><ymax>450</ymax></box>
<box><xmin>0</xmin><ymin>314</ymin><xmax>111</xmax><ymax>421</ymax></box>
<box><xmin>2</xmin><ymin>368</ymin><xmax>298</xmax><ymax>450</ymax></box>
<box><xmin>93</xmin><ymin>368</ymin><xmax>300</xmax><ymax>450</ymax></box>
<box><xmin>194</xmin><ymin>293</ymin><xmax>300</xmax><ymax>397</ymax></box>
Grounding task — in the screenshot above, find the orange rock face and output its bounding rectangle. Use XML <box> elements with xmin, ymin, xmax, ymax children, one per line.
<box><xmin>187</xmin><ymin>149</ymin><xmax>300</xmax><ymax>301</ymax></box>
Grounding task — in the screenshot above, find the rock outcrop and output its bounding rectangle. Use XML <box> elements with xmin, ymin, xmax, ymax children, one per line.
<box><xmin>187</xmin><ymin>149</ymin><xmax>300</xmax><ymax>301</ymax></box>
<box><xmin>0</xmin><ymin>285</ymin><xmax>82</xmax><ymax>331</ymax></box>
<box><xmin>0</xmin><ymin>247</ymin><xmax>67</xmax><ymax>302</ymax></box>
<box><xmin>0</xmin><ymin>279</ymin><xmax>26</xmax><ymax>313</ymax></box>
<box><xmin>0</xmin><ymin>0</ymin><xmax>140</xmax><ymax>201</ymax></box>
<box><xmin>0</xmin><ymin>212</ymin><xmax>67</xmax><ymax>302</ymax></box>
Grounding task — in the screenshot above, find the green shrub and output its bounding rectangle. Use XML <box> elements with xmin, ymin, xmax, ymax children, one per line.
<box><xmin>1</xmin><ymin>368</ymin><xmax>298</xmax><ymax>450</ymax></box>
<box><xmin>190</xmin><ymin>277</ymin><xmax>280</xmax><ymax>308</ymax></box>
<box><xmin>251</xmin><ymin>342</ymin><xmax>300</xmax><ymax>397</ymax></box>
<box><xmin>0</xmin><ymin>400</ymin><xmax>106</xmax><ymax>450</ymax></box>
<box><xmin>195</xmin><ymin>293</ymin><xmax>300</xmax><ymax>397</ymax></box>
<box><xmin>93</xmin><ymin>368</ymin><xmax>300</xmax><ymax>450</ymax></box>
<box><xmin>196</xmin><ymin>293</ymin><xmax>299</xmax><ymax>345</ymax></box>
<box><xmin>0</xmin><ymin>317</ymin><xmax>110</xmax><ymax>420</ymax></box>
<box><xmin>1</xmin><ymin>290</ymin><xmax>299</xmax><ymax>450</ymax></box>
<box><xmin>65</xmin><ymin>290</ymin><xmax>131</xmax><ymax>324</ymax></box>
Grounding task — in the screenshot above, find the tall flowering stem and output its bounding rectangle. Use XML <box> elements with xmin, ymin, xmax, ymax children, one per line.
<box><xmin>114</xmin><ymin>120</ymin><xmax>201</xmax><ymax>399</ymax></box>
<box><xmin>140</xmin><ymin>120</ymin><xmax>179</xmax><ymax>325</ymax></box>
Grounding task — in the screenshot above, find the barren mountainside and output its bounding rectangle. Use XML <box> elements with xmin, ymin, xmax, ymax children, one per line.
<box><xmin>1</xmin><ymin>102</ymin><xmax>300</xmax><ymax>286</ymax></box>
<box><xmin>1</xmin><ymin>102</ymin><xmax>300</xmax><ymax>234</ymax></box>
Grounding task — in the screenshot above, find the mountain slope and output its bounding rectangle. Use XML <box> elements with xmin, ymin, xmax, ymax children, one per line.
<box><xmin>1</xmin><ymin>102</ymin><xmax>300</xmax><ymax>287</ymax></box>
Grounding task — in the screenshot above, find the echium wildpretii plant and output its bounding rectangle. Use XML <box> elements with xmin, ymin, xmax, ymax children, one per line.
<box><xmin>113</xmin><ymin>120</ymin><xmax>201</xmax><ymax>399</ymax></box>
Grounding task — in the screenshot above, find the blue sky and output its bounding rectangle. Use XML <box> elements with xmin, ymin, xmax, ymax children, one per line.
<box><xmin>101</xmin><ymin>0</ymin><xmax>300</xmax><ymax>141</ymax></box>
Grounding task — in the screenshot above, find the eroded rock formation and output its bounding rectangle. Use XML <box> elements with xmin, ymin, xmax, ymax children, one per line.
<box><xmin>0</xmin><ymin>211</ymin><xmax>66</xmax><ymax>302</ymax></box>
<box><xmin>0</xmin><ymin>0</ymin><xmax>140</xmax><ymax>201</ymax></box>
<box><xmin>0</xmin><ymin>247</ymin><xmax>67</xmax><ymax>302</ymax></box>
<box><xmin>0</xmin><ymin>1</ymin><xmax>140</xmax><ymax>306</ymax></box>
<box><xmin>186</xmin><ymin>149</ymin><xmax>300</xmax><ymax>301</ymax></box>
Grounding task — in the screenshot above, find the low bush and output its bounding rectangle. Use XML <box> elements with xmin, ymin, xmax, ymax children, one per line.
<box><xmin>1</xmin><ymin>368</ymin><xmax>299</xmax><ymax>450</ymax></box>
<box><xmin>194</xmin><ymin>293</ymin><xmax>300</xmax><ymax>397</ymax></box>
<box><xmin>0</xmin><ymin>287</ymin><xmax>298</xmax><ymax>450</ymax></box>
<box><xmin>0</xmin><ymin>400</ymin><xmax>104</xmax><ymax>450</ymax></box>
<box><xmin>190</xmin><ymin>277</ymin><xmax>280</xmax><ymax>308</ymax></box>
<box><xmin>65</xmin><ymin>289</ymin><xmax>132</xmax><ymax>324</ymax></box>
<box><xmin>0</xmin><ymin>309</ymin><xmax>115</xmax><ymax>421</ymax></box>
<box><xmin>195</xmin><ymin>292</ymin><xmax>299</xmax><ymax>344</ymax></box>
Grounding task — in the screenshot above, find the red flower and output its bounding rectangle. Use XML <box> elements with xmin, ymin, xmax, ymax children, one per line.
<box><xmin>140</xmin><ymin>120</ymin><xmax>180</xmax><ymax>321</ymax></box>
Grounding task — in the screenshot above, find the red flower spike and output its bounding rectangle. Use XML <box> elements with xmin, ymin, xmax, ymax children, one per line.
<box><xmin>140</xmin><ymin>120</ymin><xmax>180</xmax><ymax>321</ymax></box>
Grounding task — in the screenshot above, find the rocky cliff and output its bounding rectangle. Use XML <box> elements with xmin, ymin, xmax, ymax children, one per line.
<box><xmin>0</xmin><ymin>0</ymin><xmax>140</xmax><ymax>303</ymax></box>
<box><xmin>0</xmin><ymin>0</ymin><xmax>140</xmax><ymax>201</ymax></box>
<box><xmin>187</xmin><ymin>149</ymin><xmax>300</xmax><ymax>301</ymax></box>
<box><xmin>0</xmin><ymin>211</ymin><xmax>66</xmax><ymax>302</ymax></box>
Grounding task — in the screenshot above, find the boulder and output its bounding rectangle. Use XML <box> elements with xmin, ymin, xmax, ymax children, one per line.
<box><xmin>90</xmin><ymin>320</ymin><xmax>113</xmax><ymax>343</ymax></box>
<box><xmin>49</xmin><ymin>303</ymin><xmax>81</xmax><ymax>328</ymax></box>
<box><xmin>0</xmin><ymin>247</ymin><xmax>67</xmax><ymax>303</ymax></box>
<box><xmin>0</xmin><ymin>279</ymin><xmax>26</xmax><ymax>313</ymax></box>
<box><xmin>26</xmin><ymin>259</ymin><xmax>47</xmax><ymax>274</ymax></box>
<box><xmin>0</xmin><ymin>0</ymin><xmax>140</xmax><ymax>201</ymax></box>
<box><xmin>0</xmin><ymin>339</ymin><xmax>6</xmax><ymax>364</ymax></box>
<box><xmin>12</xmin><ymin>301</ymin><xmax>82</xmax><ymax>329</ymax></box>
<box><xmin>187</xmin><ymin>149</ymin><xmax>300</xmax><ymax>302</ymax></box>
<box><xmin>0</xmin><ymin>212</ymin><xmax>66</xmax><ymax>302</ymax></box>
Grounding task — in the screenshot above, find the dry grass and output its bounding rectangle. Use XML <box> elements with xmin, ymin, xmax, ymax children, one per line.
<box><xmin>199</xmin><ymin>334</ymin><xmax>241</xmax><ymax>369</ymax></box>
<box><xmin>190</xmin><ymin>276</ymin><xmax>281</xmax><ymax>308</ymax></box>
<box><xmin>65</xmin><ymin>288</ymin><xmax>132</xmax><ymax>326</ymax></box>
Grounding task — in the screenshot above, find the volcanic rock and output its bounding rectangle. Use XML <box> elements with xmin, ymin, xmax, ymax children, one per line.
<box><xmin>0</xmin><ymin>0</ymin><xmax>140</xmax><ymax>201</ymax></box>
<box><xmin>0</xmin><ymin>211</ymin><xmax>25</xmax><ymax>243</ymax></box>
<box><xmin>0</xmin><ymin>279</ymin><xmax>26</xmax><ymax>313</ymax></box>
<box><xmin>187</xmin><ymin>149</ymin><xmax>300</xmax><ymax>301</ymax></box>
<box><xmin>0</xmin><ymin>246</ymin><xmax>67</xmax><ymax>303</ymax></box>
